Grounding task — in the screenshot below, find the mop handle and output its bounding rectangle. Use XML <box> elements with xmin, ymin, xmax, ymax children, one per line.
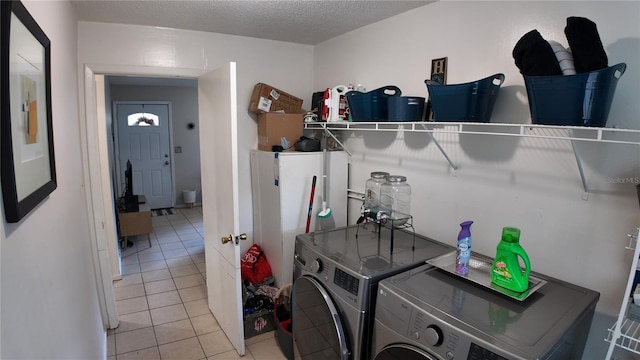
<box><xmin>306</xmin><ymin>176</ymin><xmax>317</xmax><ymax>233</ymax></box>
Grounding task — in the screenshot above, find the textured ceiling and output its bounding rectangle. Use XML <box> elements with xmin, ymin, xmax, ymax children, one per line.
<box><xmin>71</xmin><ymin>0</ymin><xmax>434</xmax><ymax>45</ymax></box>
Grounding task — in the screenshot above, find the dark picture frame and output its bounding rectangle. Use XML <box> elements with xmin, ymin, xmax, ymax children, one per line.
<box><xmin>0</xmin><ymin>0</ymin><xmax>56</xmax><ymax>223</ymax></box>
<box><xmin>426</xmin><ymin>57</ymin><xmax>448</xmax><ymax>121</ymax></box>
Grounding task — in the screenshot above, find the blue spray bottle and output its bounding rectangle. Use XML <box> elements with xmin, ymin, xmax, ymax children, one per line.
<box><xmin>455</xmin><ymin>221</ymin><xmax>474</xmax><ymax>275</ymax></box>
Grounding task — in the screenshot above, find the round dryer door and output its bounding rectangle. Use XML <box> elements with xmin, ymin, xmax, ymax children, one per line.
<box><xmin>374</xmin><ymin>344</ymin><xmax>438</xmax><ymax>360</ymax></box>
<box><xmin>293</xmin><ymin>275</ymin><xmax>349</xmax><ymax>360</ymax></box>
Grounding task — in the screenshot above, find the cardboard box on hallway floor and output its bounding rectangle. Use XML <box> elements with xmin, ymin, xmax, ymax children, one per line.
<box><xmin>257</xmin><ymin>113</ymin><xmax>303</xmax><ymax>151</ymax></box>
<box><xmin>249</xmin><ymin>83</ymin><xmax>303</xmax><ymax>114</ymax></box>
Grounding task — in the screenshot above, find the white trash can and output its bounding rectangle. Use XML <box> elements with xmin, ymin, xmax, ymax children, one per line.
<box><xmin>182</xmin><ymin>189</ymin><xmax>196</xmax><ymax>208</ymax></box>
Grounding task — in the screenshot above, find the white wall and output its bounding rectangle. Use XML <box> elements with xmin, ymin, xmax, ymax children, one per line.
<box><xmin>110</xmin><ymin>83</ymin><xmax>201</xmax><ymax>206</ymax></box>
<box><xmin>315</xmin><ymin>1</ymin><xmax>639</xmax><ymax>356</ymax></box>
<box><xmin>0</xmin><ymin>1</ymin><xmax>105</xmax><ymax>358</ymax></box>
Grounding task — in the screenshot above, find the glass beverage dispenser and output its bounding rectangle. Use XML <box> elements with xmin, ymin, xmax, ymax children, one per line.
<box><xmin>380</xmin><ymin>175</ymin><xmax>411</xmax><ymax>227</ymax></box>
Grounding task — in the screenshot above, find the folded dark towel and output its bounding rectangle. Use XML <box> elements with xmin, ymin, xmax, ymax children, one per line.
<box><xmin>513</xmin><ymin>29</ymin><xmax>563</xmax><ymax>76</ymax></box>
<box><xmin>564</xmin><ymin>16</ymin><xmax>608</xmax><ymax>73</ymax></box>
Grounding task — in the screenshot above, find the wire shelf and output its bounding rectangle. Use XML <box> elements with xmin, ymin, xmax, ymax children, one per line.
<box><xmin>305</xmin><ymin>121</ymin><xmax>640</xmax><ymax>146</ymax></box>
<box><xmin>607</xmin><ymin>318</ymin><xmax>640</xmax><ymax>354</ymax></box>
<box><xmin>606</xmin><ymin>227</ymin><xmax>640</xmax><ymax>359</ymax></box>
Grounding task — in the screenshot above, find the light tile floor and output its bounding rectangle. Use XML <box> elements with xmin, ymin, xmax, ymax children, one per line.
<box><xmin>108</xmin><ymin>207</ymin><xmax>286</xmax><ymax>360</ymax></box>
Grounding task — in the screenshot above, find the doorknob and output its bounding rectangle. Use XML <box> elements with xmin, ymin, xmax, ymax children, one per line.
<box><xmin>221</xmin><ymin>233</ymin><xmax>248</xmax><ymax>245</ymax></box>
<box><xmin>164</xmin><ymin>161</ymin><xmax>170</xmax><ymax>165</ymax></box>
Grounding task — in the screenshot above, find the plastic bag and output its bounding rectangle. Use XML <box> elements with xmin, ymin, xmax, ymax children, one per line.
<box><xmin>241</xmin><ymin>244</ymin><xmax>273</xmax><ymax>285</ymax></box>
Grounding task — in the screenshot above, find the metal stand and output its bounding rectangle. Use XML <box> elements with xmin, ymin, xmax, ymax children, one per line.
<box><xmin>356</xmin><ymin>205</ymin><xmax>416</xmax><ymax>253</ymax></box>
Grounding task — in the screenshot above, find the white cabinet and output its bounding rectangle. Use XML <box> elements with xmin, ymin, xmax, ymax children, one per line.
<box><xmin>250</xmin><ymin>150</ymin><xmax>348</xmax><ymax>287</ymax></box>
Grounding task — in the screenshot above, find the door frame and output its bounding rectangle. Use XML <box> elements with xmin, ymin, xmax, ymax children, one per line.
<box><xmin>112</xmin><ymin>101</ymin><xmax>176</xmax><ymax>208</ymax></box>
<box><xmin>79</xmin><ymin>64</ymin><xmax>205</xmax><ymax>330</ymax></box>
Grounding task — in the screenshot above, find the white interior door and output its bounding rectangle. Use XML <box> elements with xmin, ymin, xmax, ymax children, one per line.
<box><xmin>116</xmin><ymin>103</ymin><xmax>173</xmax><ymax>209</ymax></box>
<box><xmin>198</xmin><ymin>62</ymin><xmax>245</xmax><ymax>355</ymax></box>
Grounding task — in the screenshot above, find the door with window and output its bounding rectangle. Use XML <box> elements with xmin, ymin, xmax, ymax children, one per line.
<box><xmin>116</xmin><ymin>102</ymin><xmax>173</xmax><ymax>209</ymax></box>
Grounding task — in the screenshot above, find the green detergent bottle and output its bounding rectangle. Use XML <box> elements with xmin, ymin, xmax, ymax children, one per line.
<box><xmin>491</xmin><ymin>227</ymin><xmax>531</xmax><ymax>293</ymax></box>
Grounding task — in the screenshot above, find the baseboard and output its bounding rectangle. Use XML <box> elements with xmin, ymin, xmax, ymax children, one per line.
<box><xmin>176</xmin><ymin>202</ymin><xmax>201</xmax><ymax>209</ymax></box>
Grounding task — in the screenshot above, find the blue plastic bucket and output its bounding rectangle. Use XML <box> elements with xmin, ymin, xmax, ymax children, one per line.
<box><xmin>524</xmin><ymin>63</ymin><xmax>626</xmax><ymax>127</ymax></box>
<box><xmin>425</xmin><ymin>73</ymin><xmax>505</xmax><ymax>122</ymax></box>
<box><xmin>388</xmin><ymin>96</ymin><xmax>425</xmax><ymax>122</ymax></box>
<box><xmin>346</xmin><ymin>86</ymin><xmax>401</xmax><ymax>121</ymax></box>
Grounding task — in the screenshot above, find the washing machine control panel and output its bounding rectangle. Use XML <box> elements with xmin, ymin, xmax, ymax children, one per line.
<box><xmin>467</xmin><ymin>343</ymin><xmax>508</xmax><ymax>360</ymax></box>
<box><xmin>334</xmin><ymin>267</ymin><xmax>360</xmax><ymax>296</ymax></box>
<box><xmin>310</xmin><ymin>259</ymin><xmax>323</xmax><ymax>273</ymax></box>
<box><xmin>424</xmin><ymin>325</ymin><xmax>443</xmax><ymax>346</ymax></box>
<box><xmin>409</xmin><ymin>310</ymin><xmax>467</xmax><ymax>358</ymax></box>
<box><xmin>403</xmin><ymin>300</ymin><xmax>512</xmax><ymax>360</ymax></box>
<box><xmin>295</xmin><ymin>240</ymin><xmax>363</xmax><ymax>306</ymax></box>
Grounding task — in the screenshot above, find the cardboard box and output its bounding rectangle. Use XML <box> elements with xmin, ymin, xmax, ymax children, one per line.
<box><xmin>257</xmin><ymin>113</ymin><xmax>303</xmax><ymax>151</ymax></box>
<box><xmin>244</xmin><ymin>308</ymin><xmax>275</xmax><ymax>339</ymax></box>
<box><xmin>249</xmin><ymin>83</ymin><xmax>303</xmax><ymax>114</ymax></box>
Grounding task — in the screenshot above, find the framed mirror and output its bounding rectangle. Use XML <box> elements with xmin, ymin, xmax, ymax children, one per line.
<box><xmin>0</xmin><ymin>0</ymin><xmax>56</xmax><ymax>223</ymax></box>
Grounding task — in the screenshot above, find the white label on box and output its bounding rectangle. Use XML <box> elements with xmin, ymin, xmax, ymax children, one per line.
<box><xmin>269</xmin><ymin>89</ymin><xmax>280</xmax><ymax>100</ymax></box>
<box><xmin>258</xmin><ymin>97</ymin><xmax>272</xmax><ymax>112</ymax></box>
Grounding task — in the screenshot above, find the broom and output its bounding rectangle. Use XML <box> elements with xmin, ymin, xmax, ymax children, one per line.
<box><xmin>317</xmin><ymin>131</ymin><xmax>335</xmax><ymax>230</ymax></box>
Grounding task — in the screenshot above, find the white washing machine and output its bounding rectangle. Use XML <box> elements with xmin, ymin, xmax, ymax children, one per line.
<box><xmin>292</xmin><ymin>224</ymin><xmax>453</xmax><ymax>360</ymax></box>
<box><xmin>373</xmin><ymin>258</ymin><xmax>600</xmax><ymax>360</ymax></box>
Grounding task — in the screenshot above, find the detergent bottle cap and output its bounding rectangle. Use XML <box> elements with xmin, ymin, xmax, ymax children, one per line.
<box><xmin>501</xmin><ymin>227</ymin><xmax>521</xmax><ymax>243</ymax></box>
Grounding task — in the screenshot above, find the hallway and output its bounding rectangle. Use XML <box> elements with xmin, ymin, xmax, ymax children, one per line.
<box><xmin>107</xmin><ymin>207</ymin><xmax>285</xmax><ymax>359</ymax></box>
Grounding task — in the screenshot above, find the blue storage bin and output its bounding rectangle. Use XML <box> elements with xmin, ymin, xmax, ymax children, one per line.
<box><xmin>388</xmin><ymin>96</ymin><xmax>425</xmax><ymax>122</ymax></box>
<box><xmin>425</xmin><ymin>73</ymin><xmax>505</xmax><ymax>122</ymax></box>
<box><xmin>524</xmin><ymin>63</ymin><xmax>626</xmax><ymax>127</ymax></box>
<box><xmin>346</xmin><ymin>86</ymin><xmax>401</xmax><ymax>121</ymax></box>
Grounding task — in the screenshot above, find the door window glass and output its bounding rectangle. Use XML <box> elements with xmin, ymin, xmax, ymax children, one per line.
<box><xmin>127</xmin><ymin>112</ymin><xmax>159</xmax><ymax>127</ymax></box>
